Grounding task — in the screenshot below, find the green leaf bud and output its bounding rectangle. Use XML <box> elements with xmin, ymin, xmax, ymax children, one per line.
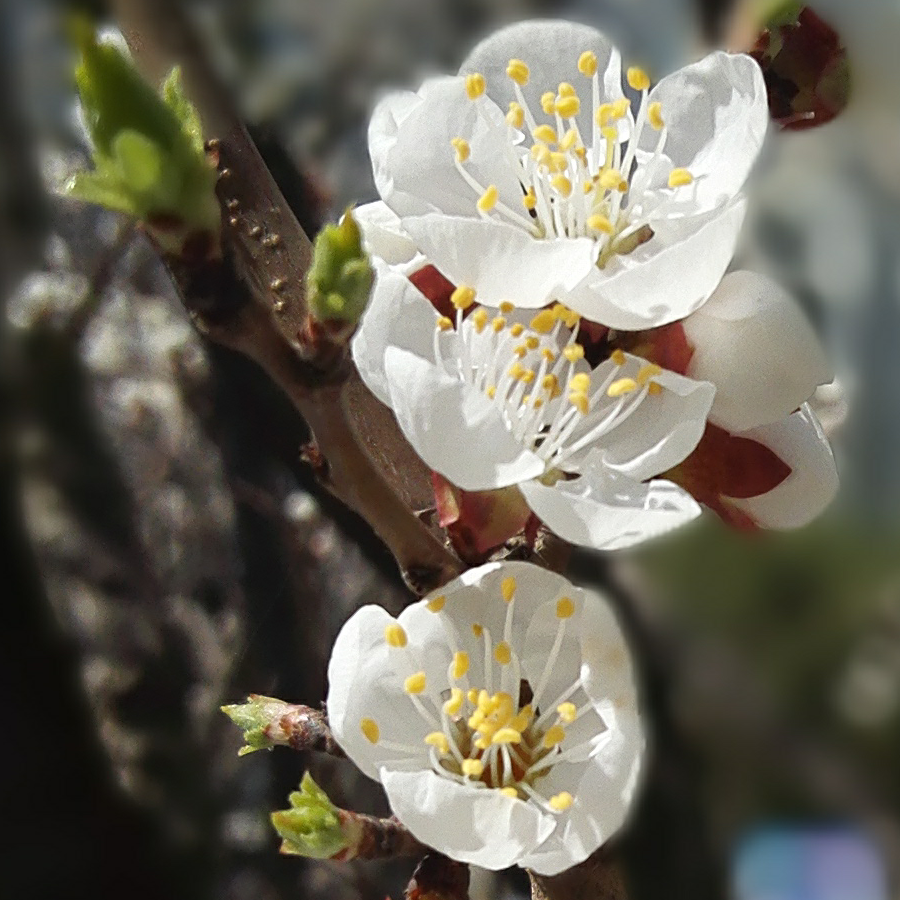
<box><xmin>270</xmin><ymin>773</ymin><xmax>350</xmax><ymax>860</ymax></box>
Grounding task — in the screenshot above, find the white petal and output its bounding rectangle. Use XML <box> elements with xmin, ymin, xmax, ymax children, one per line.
<box><xmin>403</xmin><ymin>214</ymin><xmax>598</xmax><ymax>308</ymax></box>
<box><xmin>351</xmin><ymin>261</ymin><xmax>439</xmax><ymax>406</ymax></box>
<box><xmin>683</xmin><ymin>271</ymin><xmax>831</xmax><ymax>432</ymax></box>
<box><xmin>382</xmin><ymin>768</ymin><xmax>555</xmax><ymax>870</ymax></box>
<box><xmin>564</xmin><ymin>199</ymin><xmax>746</xmax><ymax>329</ymax></box>
<box><xmin>369</xmin><ymin>77</ymin><xmax>523</xmax><ymax>219</ymax></box>
<box><xmin>643</xmin><ymin>51</ymin><xmax>768</xmax><ymax>212</ymax></box>
<box><xmin>326</xmin><ymin>605</ymin><xmax>434</xmax><ymax>782</ymax></box>
<box><xmin>728</xmin><ymin>405</ymin><xmax>838</xmax><ymax>529</ymax></box>
<box><xmin>384</xmin><ymin>346</ymin><xmax>546</xmax><ymax>491</ymax></box>
<box><xmin>353</xmin><ymin>201</ymin><xmax>419</xmax><ymax>266</ymax></box>
<box><xmin>459</xmin><ymin>20</ymin><xmax>624</xmax><ymax>145</ymax></box>
<box><xmin>521</xmin><ymin>463</ymin><xmax>701</xmax><ymax>550</ymax></box>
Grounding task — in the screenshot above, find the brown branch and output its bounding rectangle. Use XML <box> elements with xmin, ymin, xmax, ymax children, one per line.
<box><xmin>406</xmin><ymin>854</ymin><xmax>470</xmax><ymax>900</ymax></box>
<box><xmin>108</xmin><ymin>0</ymin><xmax>461</xmax><ymax>594</ymax></box>
<box><xmin>529</xmin><ymin>848</ymin><xmax>628</xmax><ymax>900</ymax></box>
<box><xmin>334</xmin><ymin>812</ymin><xmax>426</xmax><ymax>861</ymax></box>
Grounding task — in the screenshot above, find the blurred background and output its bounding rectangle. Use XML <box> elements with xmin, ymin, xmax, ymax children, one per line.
<box><xmin>2</xmin><ymin>0</ymin><xmax>899</xmax><ymax>899</ymax></box>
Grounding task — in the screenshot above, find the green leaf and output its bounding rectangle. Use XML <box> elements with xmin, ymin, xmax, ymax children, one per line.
<box><xmin>112</xmin><ymin>131</ymin><xmax>164</xmax><ymax>193</ymax></box>
<box><xmin>270</xmin><ymin>773</ymin><xmax>349</xmax><ymax>860</ymax></box>
<box><xmin>162</xmin><ymin>67</ymin><xmax>205</xmax><ymax>155</ymax></box>
<box><xmin>66</xmin><ymin>171</ymin><xmax>137</xmax><ymax>216</ymax></box>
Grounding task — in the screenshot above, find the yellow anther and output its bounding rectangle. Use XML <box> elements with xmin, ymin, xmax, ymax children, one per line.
<box><xmin>601</xmin><ymin>125</ymin><xmax>618</xmax><ymax>146</ymax></box>
<box><xmin>587</xmin><ymin>214</ymin><xmax>614</xmax><ymax>234</ymax></box>
<box><xmin>492</xmin><ymin>316</ymin><xmax>507</xmax><ymax>333</ymax></box>
<box><xmin>508</xmin><ymin>362</ymin><xmax>526</xmax><ymax>380</ymax></box>
<box><xmin>569</xmin><ymin>392</ymin><xmax>589</xmax><ymax>415</ymax></box>
<box><xmin>385</xmin><ymin>622</ymin><xmax>408</xmax><ymax>648</ymax></box>
<box><xmin>569</xmin><ymin>372</ymin><xmax>591</xmax><ymax>393</ymax></box>
<box><xmin>525</xmin><ymin>336</ymin><xmax>540</xmax><ymax>351</ymax></box>
<box><xmin>494</xmin><ymin>642</ymin><xmax>512</xmax><ymax>665</ymax></box>
<box><xmin>599</xmin><ymin>168</ymin><xmax>623</xmax><ymax>190</ymax></box>
<box><xmin>425</xmin><ymin>731</ymin><xmax>450</xmax><ymax>754</ymax></box>
<box><xmin>648</xmin><ymin>101</ymin><xmax>664</xmax><ymax>130</ymax></box>
<box><xmin>530</xmin><ymin>309</ymin><xmax>557</xmax><ymax>334</ymax></box>
<box><xmin>556</xmin><ymin>597</ymin><xmax>575</xmax><ymax>619</ymax></box>
<box><xmin>427</xmin><ymin>594</ymin><xmax>447</xmax><ymax>612</ymax></box>
<box><xmin>437</xmin><ymin>316</ymin><xmax>454</xmax><ymax>332</ymax></box>
<box><xmin>583</xmin><ymin>180</ymin><xmax>594</xmax><ymax>195</ymax></box>
<box><xmin>549</xmin><ymin>152</ymin><xmax>569</xmax><ymax>173</ymax></box>
<box><xmin>360</xmin><ymin>717</ymin><xmax>380</xmax><ymax>743</ymax></box>
<box><xmin>451</xmin><ymin>136</ymin><xmax>470</xmax><ymax>163</ymax></box>
<box><xmin>452</xmin><ymin>651</ymin><xmax>470</xmax><ymax>680</ymax></box>
<box><xmin>636</xmin><ymin>363</ymin><xmax>662</xmax><ymax>386</ymax></box>
<box><xmin>612</xmin><ymin>98</ymin><xmax>631</xmax><ymax>118</ymax></box>
<box><xmin>542</xmin><ymin>373</ymin><xmax>561</xmax><ymax>395</ymax></box>
<box><xmin>610</xmin><ymin>349</ymin><xmax>626</xmax><ymax>366</ymax></box>
<box><xmin>510</xmin><ymin>323</ymin><xmax>525</xmax><ymax>337</ymax></box>
<box><xmin>513</xmin><ymin>345</ymin><xmax>528</xmax><ymax>359</ymax></box>
<box><xmin>451</xmin><ymin>284</ymin><xmax>476</xmax><ymax>310</ymax></box>
<box><xmin>444</xmin><ymin>687</ymin><xmax>464</xmax><ymax>716</ymax></box>
<box><xmin>578</xmin><ymin>50</ymin><xmax>598</xmax><ymax>77</ymax></box>
<box><xmin>557</xmin><ymin>702</ymin><xmax>578</xmax><ymax>723</ymax></box>
<box><xmin>555</xmin><ymin>95</ymin><xmax>581</xmax><ymax>118</ymax></box>
<box><xmin>668</xmin><ymin>167</ymin><xmax>694</xmax><ymax>188</ymax></box>
<box><xmin>520</xmin><ymin>369</ymin><xmax>536</xmax><ymax>385</ymax></box>
<box><xmin>506</xmin><ymin>102</ymin><xmax>525</xmax><ymax>129</ymax></box>
<box><xmin>471</xmin><ymin>309</ymin><xmax>489</xmax><ymax>334</ymax></box>
<box><xmin>506</xmin><ymin>58</ymin><xmax>530</xmax><ymax>85</ymax></box>
<box><xmin>563</xmin><ymin>344</ymin><xmax>585</xmax><ymax>362</ymax></box>
<box><xmin>542</xmin><ymin>725</ymin><xmax>566</xmax><ymax>748</ymax></box>
<box><xmin>648</xmin><ymin>381</ymin><xmax>663</xmax><ymax>396</ymax></box>
<box><xmin>596</xmin><ymin>102</ymin><xmax>615</xmax><ymax>126</ymax></box>
<box><xmin>608</xmin><ymin>377</ymin><xmax>638</xmax><ymax>397</ymax></box>
<box><xmin>472</xmin><ymin>623</ymin><xmax>484</xmax><ymax>637</ymax></box>
<box><xmin>532</xmin><ymin>124</ymin><xmax>558</xmax><ymax>145</ymax></box>
<box><xmin>501</xmin><ymin>576</ymin><xmax>517</xmax><ymax>602</ymax></box>
<box><xmin>486</xmin><ymin>386</ymin><xmax>497</xmax><ymax>399</ymax></box>
<box><xmin>522</xmin><ymin>188</ymin><xmax>537</xmax><ymax>210</ymax></box>
<box><xmin>466</xmin><ymin>72</ymin><xmax>486</xmax><ymax>99</ymax></box>
<box><xmin>552</xmin><ymin>175</ymin><xmax>573</xmax><ymax>197</ymax></box>
<box><xmin>540</xmin><ymin>91</ymin><xmax>556</xmax><ymax>115</ymax></box>
<box><xmin>626</xmin><ymin>66</ymin><xmax>651</xmax><ymax>91</ymax></box>
<box><xmin>575</xmin><ymin>146</ymin><xmax>587</xmax><ymax>164</ymax></box>
<box><xmin>558</xmin><ymin>82</ymin><xmax>577</xmax><ymax>98</ymax></box>
<box><xmin>512</xmin><ymin>706</ymin><xmax>533</xmax><ymax>732</ymax></box>
<box><xmin>559</xmin><ymin>128</ymin><xmax>578</xmax><ymax>151</ymax></box>
<box><xmin>404</xmin><ymin>671</ymin><xmax>427</xmax><ymax>694</ymax></box>
<box><xmin>618</xmin><ymin>179</ymin><xmax>629</xmax><ymax>192</ymax></box>
<box><xmin>492</xmin><ymin>727</ymin><xmax>522</xmax><ymax>745</ymax></box>
<box><xmin>499</xmin><ymin>301</ymin><xmax>515</xmax><ymax>313</ymax></box>
<box><xmin>533</xmin><ymin>398</ymin><xmax>544</xmax><ymax>409</ymax></box>
<box><xmin>531</xmin><ymin>143</ymin><xmax>552</xmax><ymax>166</ymax></box>
<box><xmin>550</xmin><ymin>791</ymin><xmax>574</xmax><ymax>811</ymax></box>
<box><xmin>500</xmin><ymin>787</ymin><xmax>519</xmax><ymax>799</ymax></box>
<box><xmin>462</xmin><ymin>759</ymin><xmax>484</xmax><ymax>778</ymax></box>
<box><xmin>477</xmin><ymin>185</ymin><xmax>499</xmax><ymax>213</ymax></box>
<box><xmin>541</xmin><ymin>349</ymin><xmax>557</xmax><ymax>364</ymax></box>
<box><xmin>467</xmin><ymin>688</ymin><xmax>480</xmax><ymax>703</ymax></box>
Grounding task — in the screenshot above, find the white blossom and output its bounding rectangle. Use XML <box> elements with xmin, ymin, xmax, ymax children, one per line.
<box><xmin>327</xmin><ymin>561</ymin><xmax>644</xmax><ymax>874</ymax></box>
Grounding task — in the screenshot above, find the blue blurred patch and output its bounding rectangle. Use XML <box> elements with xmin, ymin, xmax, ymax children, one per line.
<box><xmin>734</xmin><ymin>826</ymin><xmax>888</xmax><ymax>900</ymax></box>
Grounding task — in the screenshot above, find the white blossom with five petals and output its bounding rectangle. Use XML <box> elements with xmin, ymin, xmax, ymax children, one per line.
<box><xmin>327</xmin><ymin>560</ymin><xmax>644</xmax><ymax>874</ymax></box>
<box><xmin>353</xmin><ymin>257</ymin><xmax>716</xmax><ymax>550</ymax></box>
<box><xmin>364</xmin><ymin>19</ymin><xmax>769</xmax><ymax>330</ymax></box>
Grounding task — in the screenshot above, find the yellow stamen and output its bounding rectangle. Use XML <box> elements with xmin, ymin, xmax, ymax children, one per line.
<box><xmin>513</xmin><ymin>345</ymin><xmax>528</xmax><ymax>359</ymax></box>
<box><xmin>499</xmin><ymin>301</ymin><xmax>515</xmax><ymax>313</ymax></box>
<box><xmin>494</xmin><ymin>642</ymin><xmax>512</xmax><ymax>665</ymax></box>
<box><xmin>462</xmin><ymin>759</ymin><xmax>484</xmax><ymax>778</ymax></box>
<box><xmin>444</xmin><ymin>687</ymin><xmax>464</xmax><ymax>716</ymax></box>
<box><xmin>522</xmin><ymin>188</ymin><xmax>537</xmax><ymax>210</ymax></box>
<box><xmin>452</xmin><ymin>651</ymin><xmax>469</xmax><ymax>680</ymax></box>
<box><xmin>384</xmin><ymin>622</ymin><xmax>408</xmax><ymax>648</ymax></box>
<box><xmin>596</xmin><ymin>102</ymin><xmax>614</xmax><ymax>127</ymax></box>
<box><xmin>500</xmin><ymin>787</ymin><xmax>519</xmax><ymax>799</ymax></box>
<box><xmin>472</xmin><ymin>623</ymin><xmax>484</xmax><ymax>637</ymax></box>
<box><xmin>648</xmin><ymin>381</ymin><xmax>663</xmax><ymax>396</ymax></box>
<box><xmin>563</xmin><ymin>344</ymin><xmax>585</xmax><ymax>362</ymax></box>
<box><xmin>425</xmin><ymin>731</ymin><xmax>450</xmax><ymax>754</ymax></box>
<box><xmin>525</xmin><ymin>336</ymin><xmax>540</xmax><ymax>351</ymax></box>
<box><xmin>486</xmin><ymin>386</ymin><xmax>497</xmax><ymax>399</ymax></box>
<box><xmin>558</xmin><ymin>82</ymin><xmax>577</xmax><ymax>98</ymax></box>
<box><xmin>532</xmin><ymin>124</ymin><xmax>557</xmax><ymax>145</ymax></box>
<box><xmin>558</xmin><ymin>128</ymin><xmax>577</xmax><ymax>151</ymax></box>
<box><xmin>530</xmin><ymin>309</ymin><xmax>557</xmax><ymax>334</ymax></box>
<box><xmin>541</xmin><ymin>349</ymin><xmax>557</xmax><ymax>364</ymax></box>
<box><xmin>404</xmin><ymin>671</ymin><xmax>427</xmax><ymax>695</ymax></box>
<box><xmin>506</xmin><ymin>101</ymin><xmax>525</xmax><ymax>129</ymax></box>
<box><xmin>542</xmin><ymin>373</ymin><xmax>561</xmax><ymax>396</ymax></box>
<box><xmin>612</xmin><ymin>98</ymin><xmax>631</xmax><ymax>118</ymax></box>
<box><xmin>451</xmin><ymin>284</ymin><xmax>476</xmax><ymax>310</ymax></box>
<box><xmin>599</xmin><ymin>168</ymin><xmax>623</xmax><ymax>190</ymax></box>
<box><xmin>512</xmin><ymin>705</ymin><xmax>533</xmax><ymax>731</ymax></box>
<box><xmin>556</xmin><ymin>597</ymin><xmax>575</xmax><ymax>619</ymax></box>
<box><xmin>569</xmin><ymin>372</ymin><xmax>591</xmax><ymax>393</ymax></box>
<box><xmin>437</xmin><ymin>316</ymin><xmax>453</xmax><ymax>332</ymax></box>
<box><xmin>427</xmin><ymin>594</ymin><xmax>446</xmax><ymax>613</ymax></box>
<box><xmin>467</xmin><ymin>688</ymin><xmax>479</xmax><ymax>704</ymax></box>
<box><xmin>607</xmin><ymin>377</ymin><xmax>638</xmax><ymax>397</ymax></box>
<box><xmin>466</xmin><ymin>73</ymin><xmax>486</xmax><ymax>99</ymax></box>
<box><xmin>626</xmin><ymin>66</ymin><xmax>650</xmax><ymax>91</ymax></box>
<box><xmin>578</xmin><ymin>50</ymin><xmax>598</xmax><ymax>77</ymax></box>
<box><xmin>552</xmin><ymin>175</ymin><xmax>573</xmax><ymax>197</ymax></box>
<box><xmin>668</xmin><ymin>167</ymin><xmax>694</xmax><ymax>188</ymax></box>
<box><xmin>477</xmin><ymin>185</ymin><xmax>499</xmax><ymax>213</ymax></box>
<box><xmin>569</xmin><ymin>392</ymin><xmax>589</xmax><ymax>415</ymax></box>
<box><xmin>542</xmin><ymin>725</ymin><xmax>566</xmax><ymax>748</ymax></box>
<box><xmin>520</xmin><ymin>369</ymin><xmax>536</xmax><ymax>385</ymax></box>
<box><xmin>506</xmin><ymin>59</ymin><xmax>530</xmax><ymax>86</ymax></box>
<box><xmin>501</xmin><ymin>576</ymin><xmax>517</xmax><ymax>602</ymax></box>
<box><xmin>587</xmin><ymin>214</ymin><xmax>614</xmax><ymax>234</ymax></box>
<box><xmin>610</xmin><ymin>349</ymin><xmax>626</xmax><ymax>366</ymax></box>
<box><xmin>510</xmin><ymin>323</ymin><xmax>525</xmax><ymax>337</ymax></box>
<box><xmin>540</xmin><ymin>91</ymin><xmax>556</xmax><ymax>115</ymax></box>
<box><xmin>557</xmin><ymin>702</ymin><xmax>577</xmax><ymax>723</ymax></box>
<box><xmin>492</xmin><ymin>727</ymin><xmax>522</xmax><ymax>745</ymax></box>
<box><xmin>472</xmin><ymin>309</ymin><xmax>490</xmax><ymax>334</ymax></box>
<box><xmin>550</xmin><ymin>791</ymin><xmax>574</xmax><ymax>811</ymax></box>
<box><xmin>492</xmin><ymin>317</ymin><xmax>507</xmax><ymax>335</ymax></box>
<box><xmin>648</xmin><ymin>101</ymin><xmax>664</xmax><ymax>130</ymax></box>
<box><xmin>555</xmin><ymin>95</ymin><xmax>581</xmax><ymax>118</ymax></box>
<box><xmin>531</xmin><ymin>143</ymin><xmax>552</xmax><ymax>167</ymax></box>
<box><xmin>636</xmin><ymin>363</ymin><xmax>662</xmax><ymax>386</ymax></box>
<box><xmin>549</xmin><ymin>152</ymin><xmax>569</xmax><ymax>173</ymax></box>
<box><xmin>360</xmin><ymin>717</ymin><xmax>379</xmax><ymax>743</ymax></box>
<box><xmin>508</xmin><ymin>362</ymin><xmax>525</xmax><ymax>380</ymax></box>
<box><xmin>451</xmin><ymin>136</ymin><xmax>470</xmax><ymax>163</ymax></box>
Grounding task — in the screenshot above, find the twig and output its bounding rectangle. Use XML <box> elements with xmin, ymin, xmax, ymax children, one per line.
<box><xmin>406</xmin><ymin>854</ymin><xmax>471</xmax><ymax>900</ymax></box>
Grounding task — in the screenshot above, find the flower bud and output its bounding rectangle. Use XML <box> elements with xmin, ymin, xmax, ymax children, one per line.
<box><xmin>221</xmin><ymin>694</ymin><xmax>294</xmax><ymax>756</ymax></box>
<box><xmin>270</xmin><ymin>773</ymin><xmax>350</xmax><ymax>860</ymax></box>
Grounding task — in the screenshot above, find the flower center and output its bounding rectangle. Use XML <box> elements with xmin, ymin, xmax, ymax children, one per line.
<box><xmin>359</xmin><ymin>577</ymin><xmax>607</xmax><ymax>814</ymax></box>
<box><xmin>455</xmin><ymin>55</ymin><xmax>697</xmax><ymax>266</ymax></box>
<box><xmin>435</xmin><ymin>290</ymin><xmax>665</xmax><ymax>474</ymax></box>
